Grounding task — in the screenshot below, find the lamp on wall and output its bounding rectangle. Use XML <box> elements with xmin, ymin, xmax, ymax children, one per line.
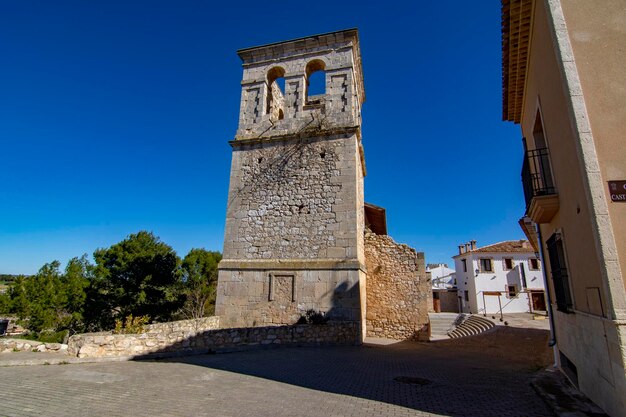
<box><xmin>475</xmin><ymin>268</ymin><xmax>480</xmax><ymax>275</ymax></box>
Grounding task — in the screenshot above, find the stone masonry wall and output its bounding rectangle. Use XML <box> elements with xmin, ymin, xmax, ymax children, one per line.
<box><xmin>221</xmin><ymin>134</ymin><xmax>359</xmax><ymax>261</ymax></box>
<box><xmin>216</xmin><ymin>268</ymin><xmax>362</xmax><ymax>328</ymax></box>
<box><xmin>143</xmin><ymin>316</ymin><xmax>220</xmax><ymax>333</ymax></box>
<box><xmin>365</xmin><ymin>230</ymin><xmax>431</xmax><ymax>340</ymax></box>
<box><xmin>1</xmin><ymin>339</ymin><xmax>68</xmax><ymax>353</ymax></box>
<box><xmin>68</xmin><ymin>319</ymin><xmax>359</xmax><ymax>358</ymax></box>
<box><xmin>231</xmin><ymin>136</ymin><xmax>339</xmax><ymax>259</ymax></box>
<box><xmin>67</xmin><ymin>317</ymin><xmax>219</xmax><ymax>357</ymax></box>
<box><xmin>236</xmin><ymin>30</ymin><xmax>363</xmax><ymax>141</ymax></box>
<box><xmin>216</xmin><ymin>133</ymin><xmax>364</xmax><ymax>328</ymax></box>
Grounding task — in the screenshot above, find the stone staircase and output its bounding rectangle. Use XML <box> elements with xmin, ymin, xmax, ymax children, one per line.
<box><xmin>428</xmin><ymin>312</ymin><xmax>465</xmax><ymax>341</ymax></box>
<box><xmin>447</xmin><ymin>315</ymin><xmax>495</xmax><ymax>339</ymax></box>
<box><xmin>428</xmin><ymin>313</ymin><xmax>496</xmax><ymax>341</ymax></box>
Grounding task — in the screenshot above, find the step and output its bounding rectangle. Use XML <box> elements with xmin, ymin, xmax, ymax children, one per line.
<box><xmin>445</xmin><ymin>314</ymin><xmax>497</xmax><ymax>339</ymax></box>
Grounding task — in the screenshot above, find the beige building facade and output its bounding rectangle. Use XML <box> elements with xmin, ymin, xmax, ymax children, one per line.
<box><xmin>502</xmin><ymin>1</ymin><xmax>626</xmax><ymax>415</ymax></box>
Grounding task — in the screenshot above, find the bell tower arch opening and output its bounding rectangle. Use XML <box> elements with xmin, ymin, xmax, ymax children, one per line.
<box><xmin>266</xmin><ymin>66</ymin><xmax>286</xmax><ymax>122</ymax></box>
<box><xmin>305</xmin><ymin>59</ymin><xmax>326</xmax><ymax>103</ymax></box>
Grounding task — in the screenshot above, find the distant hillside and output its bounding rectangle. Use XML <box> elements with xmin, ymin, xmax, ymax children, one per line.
<box><xmin>0</xmin><ymin>274</ymin><xmax>30</xmax><ymax>284</ymax></box>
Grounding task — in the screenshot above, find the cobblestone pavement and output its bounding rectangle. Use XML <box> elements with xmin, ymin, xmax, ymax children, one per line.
<box><xmin>0</xmin><ymin>326</ymin><xmax>553</xmax><ymax>417</ymax></box>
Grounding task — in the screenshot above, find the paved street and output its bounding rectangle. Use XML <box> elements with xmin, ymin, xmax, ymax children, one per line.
<box><xmin>0</xmin><ymin>325</ymin><xmax>553</xmax><ymax>417</ymax></box>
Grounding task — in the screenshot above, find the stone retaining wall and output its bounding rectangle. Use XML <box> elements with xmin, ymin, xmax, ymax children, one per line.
<box><xmin>142</xmin><ymin>316</ymin><xmax>220</xmax><ymax>334</ymax></box>
<box><xmin>68</xmin><ymin>319</ymin><xmax>359</xmax><ymax>358</ymax></box>
<box><xmin>0</xmin><ymin>338</ymin><xmax>68</xmax><ymax>353</ymax></box>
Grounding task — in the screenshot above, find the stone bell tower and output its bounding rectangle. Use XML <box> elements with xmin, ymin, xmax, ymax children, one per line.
<box><xmin>215</xmin><ymin>29</ymin><xmax>367</xmax><ymax>335</ymax></box>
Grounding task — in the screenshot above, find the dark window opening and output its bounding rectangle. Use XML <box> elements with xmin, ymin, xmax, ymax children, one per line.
<box><xmin>507</xmin><ymin>285</ymin><xmax>518</xmax><ymax>297</ymax></box>
<box><xmin>504</xmin><ymin>258</ymin><xmax>513</xmax><ymax>270</ymax></box>
<box><xmin>479</xmin><ymin>258</ymin><xmax>493</xmax><ymax>272</ymax></box>
<box><xmin>533</xmin><ymin>110</ymin><xmax>547</xmax><ymax>149</ymax></box>
<box><xmin>461</xmin><ymin>259</ymin><xmax>467</xmax><ymax>272</ymax></box>
<box><xmin>529</xmin><ymin>258</ymin><xmax>540</xmax><ymax>270</ymax></box>
<box><xmin>547</xmin><ymin>233</ymin><xmax>573</xmax><ymax>312</ymax></box>
<box><xmin>464</xmin><ymin>291</ymin><xmax>469</xmax><ymax>302</ymax></box>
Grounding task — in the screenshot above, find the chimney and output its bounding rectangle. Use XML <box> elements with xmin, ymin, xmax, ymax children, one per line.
<box><xmin>458</xmin><ymin>245</ymin><xmax>465</xmax><ymax>255</ymax></box>
<box><xmin>464</xmin><ymin>243</ymin><xmax>470</xmax><ymax>253</ymax></box>
<box><xmin>521</xmin><ymin>240</ymin><xmax>528</xmax><ymax>249</ymax></box>
<box><xmin>470</xmin><ymin>240</ymin><xmax>476</xmax><ymax>250</ymax></box>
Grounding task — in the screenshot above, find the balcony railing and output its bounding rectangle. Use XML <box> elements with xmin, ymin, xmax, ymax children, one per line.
<box><xmin>521</xmin><ymin>147</ymin><xmax>556</xmax><ymax>210</ymax></box>
<box><xmin>521</xmin><ymin>147</ymin><xmax>559</xmax><ymax>223</ymax></box>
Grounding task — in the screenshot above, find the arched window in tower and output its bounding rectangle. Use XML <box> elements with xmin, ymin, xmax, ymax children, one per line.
<box><xmin>266</xmin><ymin>66</ymin><xmax>285</xmax><ymax>122</ymax></box>
<box><xmin>305</xmin><ymin>59</ymin><xmax>326</xmax><ymax>104</ymax></box>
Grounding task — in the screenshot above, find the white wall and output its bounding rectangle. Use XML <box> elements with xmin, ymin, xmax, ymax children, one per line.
<box><xmin>428</xmin><ymin>264</ymin><xmax>456</xmax><ymax>289</ymax></box>
<box><xmin>454</xmin><ymin>252</ymin><xmax>545</xmax><ymax>314</ymax></box>
<box><xmin>454</xmin><ymin>256</ymin><xmax>477</xmax><ymax>313</ymax></box>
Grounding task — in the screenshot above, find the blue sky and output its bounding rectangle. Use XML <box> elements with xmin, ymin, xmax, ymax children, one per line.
<box><xmin>0</xmin><ymin>1</ymin><xmax>525</xmax><ymax>274</ymax></box>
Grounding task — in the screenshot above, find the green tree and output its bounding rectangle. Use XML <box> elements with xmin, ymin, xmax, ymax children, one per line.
<box><xmin>180</xmin><ymin>249</ymin><xmax>222</xmax><ymax>318</ymax></box>
<box><xmin>92</xmin><ymin>231</ymin><xmax>184</xmax><ymax>327</ymax></box>
<box><xmin>7</xmin><ymin>275</ymin><xmax>30</xmax><ymax>319</ymax></box>
<box><xmin>0</xmin><ymin>291</ymin><xmax>10</xmax><ymax>315</ymax></box>
<box><xmin>61</xmin><ymin>255</ymin><xmax>91</xmax><ymax>334</ymax></box>
<box><xmin>25</xmin><ymin>261</ymin><xmax>66</xmax><ymax>333</ymax></box>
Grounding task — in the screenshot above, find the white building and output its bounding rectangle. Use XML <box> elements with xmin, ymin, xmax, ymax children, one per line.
<box><xmin>453</xmin><ymin>240</ymin><xmax>546</xmax><ymax>315</ymax></box>
<box><xmin>427</xmin><ymin>263</ymin><xmax>456</xmax><ymax>289</ymax></box>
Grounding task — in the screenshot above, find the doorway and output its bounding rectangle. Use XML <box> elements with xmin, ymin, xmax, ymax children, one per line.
<box><xmin>531</xmin><ymin>291</ymin><xmax>547</xmax><ymax>311</ymax></box>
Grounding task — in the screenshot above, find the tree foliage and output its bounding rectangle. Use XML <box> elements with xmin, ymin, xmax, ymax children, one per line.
<box><xmin>1</xmin><ymin>231</ymin><xmax>220</xmax><ymax>336</ymax></box>
<box><xmin>2</xmin><ymin>259</ymin><xmax>89</xmax><ymax>337</ymax></box>
<box><xmin>91</xmin><ymin>231</ymin><xmax>185</xmax><ymax>328</ymax></box>
<box><xmin>0</xmin><ymin>290</ymin><xmax>11</xmax><ymax>315</ymax></box>
<box><xmin>180</xmin><ymin>249</ymin><xmax>221</xmax><ymax>319</ymax></box>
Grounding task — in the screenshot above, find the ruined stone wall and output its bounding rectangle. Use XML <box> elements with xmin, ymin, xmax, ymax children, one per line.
<box><xmin>68</xmin><ymin>320</ymin><xmax>359</xmax><ymax>359</ymax></box>
<box><xmin>365</xmin><ymin>230</ymin><xmax>431</xmax><ymax>340</ymax></box>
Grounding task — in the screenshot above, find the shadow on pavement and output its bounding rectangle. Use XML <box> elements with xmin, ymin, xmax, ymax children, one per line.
<box><xmin>135</xmin><ymin>326</ymin><xmax>553</xmax><ymax>417</ymax></box>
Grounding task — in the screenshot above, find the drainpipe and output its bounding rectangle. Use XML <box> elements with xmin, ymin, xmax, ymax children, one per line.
<box><xmin>535</xmin><ymin>224</ymin><xmax>558</xmax><ymax>367</ymax></box>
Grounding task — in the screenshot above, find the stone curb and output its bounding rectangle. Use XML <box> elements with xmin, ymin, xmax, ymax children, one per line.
<box><xmin>0</xmin><ymin>354</ymin><xmax>133</xmax><ymax>367</ymax></box>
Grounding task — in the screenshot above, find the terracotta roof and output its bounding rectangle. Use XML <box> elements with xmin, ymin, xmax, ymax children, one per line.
<box><xmin>472</xmin><ymin>240</ymin><xmax>535</xmax><ymax>254</ymax></box>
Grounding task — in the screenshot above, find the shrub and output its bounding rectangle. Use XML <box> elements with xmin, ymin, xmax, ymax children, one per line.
<box><xmin>113</xmin><ymin>314</ymin><xmax>149</xmax><ymax>334</ymax></box>
<box><xmin>38</xmin><ymin>330</ymin><xmax>68</xmax><ymax>344</ymax></box>
<box><xmin>16</xmin><ymin>330</ymin><xmax>68</xmax><ymax>344</ymax></box>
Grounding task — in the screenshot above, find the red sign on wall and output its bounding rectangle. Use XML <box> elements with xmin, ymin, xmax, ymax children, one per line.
<box><xmin>608</xmin><ymin>181</ymin><xmax>626</xmax><ymax>202</ymax></box>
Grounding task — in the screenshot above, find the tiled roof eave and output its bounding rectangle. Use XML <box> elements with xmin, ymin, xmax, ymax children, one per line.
<box><xmin>502</xmin><ymin>0</ymin><xmax>533</xmax><ymax>123</ymax></box>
